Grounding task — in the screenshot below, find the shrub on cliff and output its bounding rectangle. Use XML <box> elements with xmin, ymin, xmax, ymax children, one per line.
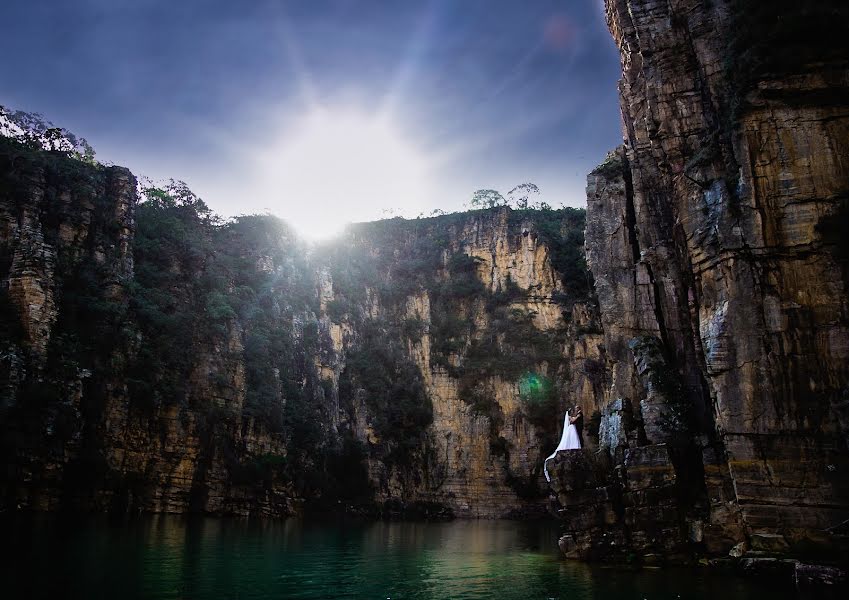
<box><xmin>0</xmin><ymin>105</ymin><xmax>95</xmax><ymax>163</ymax></box>
<box><xmin>339</xmin><ymin>321</ymin><xmax>433</xmax><ymax>468</ymax></box>
<box><xmin>129</xmin><ymin>184</ymin><xmax>216</xmax><ymax>407</ymax></box>
<box><xmin>444</xmin><ymin>252</ymin><xmax>485</xmax><ymax>299</ymax></box>
<box><xmin>509</xmin><ymin>206</ymin><xmax>592</xmax><ymax>306</ymax></box>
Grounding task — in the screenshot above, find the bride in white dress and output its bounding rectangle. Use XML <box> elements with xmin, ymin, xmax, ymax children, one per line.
<box><xmin>544</xmin><ymin>406</ymin><xmax>582</xmax><ymax>482</ymax></box>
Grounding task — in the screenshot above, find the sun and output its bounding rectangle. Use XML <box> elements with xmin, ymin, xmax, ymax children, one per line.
<box><xmin>261</xmin><ymin>109</ymin><xmax>431</xmax><ymax>241</ymax></box>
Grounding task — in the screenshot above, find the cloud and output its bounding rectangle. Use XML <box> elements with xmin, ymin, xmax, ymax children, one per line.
<box><xmin>1</xmin><ymin>0</ymin><xmax>623</xmax><ymax>230</ymax></box>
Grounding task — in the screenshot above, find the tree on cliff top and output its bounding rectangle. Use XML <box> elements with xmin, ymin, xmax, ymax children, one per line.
<box><xmin>468</xmin><ymin>188</ymin><xmax>507</xmax><ymax>209</ymax></box>
<box><xmin>468</xmin><ymin>183</ymin><xmax>552</xmax><ymax>211</ymax></box>
<box><xmin>507</xmin><ymin>183</ymin><xmax>540</xmax><ymax>209</ymax></box>
<box><xmin>0</xmin><ymin>104</ymin><xmax>95</xmax><ymax>163</ymax></box>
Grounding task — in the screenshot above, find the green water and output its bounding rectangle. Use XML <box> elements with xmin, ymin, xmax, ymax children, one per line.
<box><xmin>2</xmin><ymin>514</ymin><xmax>792</xmax><ymax>600</ymax></box>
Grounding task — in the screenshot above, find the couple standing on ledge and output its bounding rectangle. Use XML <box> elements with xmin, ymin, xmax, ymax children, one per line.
<box><xmin>543</xmin><ymin>405</ymin><xmax>583</xmax><ymax>482</ymax></box>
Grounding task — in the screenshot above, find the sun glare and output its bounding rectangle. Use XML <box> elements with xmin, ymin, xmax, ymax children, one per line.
<box><xmin>261</xmin><ymin>109</ymin><xmax>431</xmax><ymax>241</ymax></box>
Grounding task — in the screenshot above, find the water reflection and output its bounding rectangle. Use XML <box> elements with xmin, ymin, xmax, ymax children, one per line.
<box><xmin>2</xmin><ymin>514</ymin><xmax>794</xmax><ymax>600</ymax></box>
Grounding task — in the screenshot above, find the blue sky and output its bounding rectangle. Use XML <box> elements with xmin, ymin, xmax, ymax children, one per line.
<box><xmin>1</xmin><ymin>0</ymin><xmax>622</xmax><ymax>238</ymax></box>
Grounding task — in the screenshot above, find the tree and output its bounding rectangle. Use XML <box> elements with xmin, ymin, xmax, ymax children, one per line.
<box><xmin>469</xmin><ymin>189</ymin><xmax>507</xmax><ymax>209</ymax></box>
<box><xmin>507</xmin><ymin>183</ymin><xmax>540</xmax><ymax>209</ymax></box>
<box><xmin>139</xmin><ymin>179</ymin><xmax>217</xmax><ymax>224</ymax></box>
<box><xmin>0</xmin><ymin>104</ymin><xmax>95</xmax><ymax>162</ymax></box>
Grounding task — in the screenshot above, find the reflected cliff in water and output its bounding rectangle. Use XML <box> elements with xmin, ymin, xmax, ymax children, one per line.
<box><xmin>3</xmin><ymin>514</ymin><xmax>794</xmax><ymax>600</ymax></box>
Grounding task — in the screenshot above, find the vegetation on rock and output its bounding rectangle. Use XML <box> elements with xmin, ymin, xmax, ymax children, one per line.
<box><xmin>1</xmin><ymin>128</ymin><xmax>598</xmax><ymax>516</ymax></box>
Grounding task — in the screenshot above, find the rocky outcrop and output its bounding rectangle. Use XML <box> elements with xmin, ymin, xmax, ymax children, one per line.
<box><xmin>553</xmin><ymin>0</ymin><xmax>849</xmax><ymax>569</ymax></box>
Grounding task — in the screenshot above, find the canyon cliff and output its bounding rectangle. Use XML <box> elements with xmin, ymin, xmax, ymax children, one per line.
<box><xmin>2</xmin><ymin>0</ymin><xmax>848</xmax><ymax>578</ymax></box>
<box><xmin>549</xmin><ymin>0</ymin><xmax>849</xmax><ymax>569</ymax></box>
<box><xmin>0</xmin><ymin>136</ymin><xmax>601</xmax><ymax>518</ymax></box>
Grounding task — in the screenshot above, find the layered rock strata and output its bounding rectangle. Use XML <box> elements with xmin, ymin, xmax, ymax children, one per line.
<box><xmin>0</xmin><ymin>139</ymin><xmax>601</xmax><ymax>518</ymax></box>
<box><xmin>315</xmin><ymin>209</ymin><xmax>604</xmax><ymax>517</ymax></box>
<box><xmin>552</xmin><ymin>0</ymin><xmax>849</xmax><ymax>568</ymax></box>
<box><xmin>0</xmin><ymin>143</ymin><xmax>299</xmax><ymax>516</ymax></box>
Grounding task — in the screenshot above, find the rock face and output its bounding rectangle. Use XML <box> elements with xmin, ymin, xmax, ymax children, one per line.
<box><xmin>0</xmin><ymin>141</ymin><xmax>299</xmax><ymax>516</ymax></box>
<box><xmin>314</xmin><ymin>209</ymin><xmax>604</xmax><ymax>517</ymax></box>
<box><xmin>553</xmin><ymin>0</ymin><xmax>849</xmax><ymax>565</ymax></box>
<box><xmin>4</xmin><ymin>3</ymin><xmax>847</xmax><ymax>567</ymax></box>
<box><xmin>0</xmin><ymin>138</ymin><xmax>602</xmax><ymax>518</ymax></box>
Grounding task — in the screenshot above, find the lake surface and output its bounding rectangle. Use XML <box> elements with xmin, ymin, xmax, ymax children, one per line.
<box><xmin>2</xmin><ymin>514</ymin><xmax>794</xmax><ymax>600</ymax></box>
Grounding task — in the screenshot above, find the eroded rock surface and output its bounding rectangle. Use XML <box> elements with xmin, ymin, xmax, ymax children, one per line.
<box><xmin>553</xmin><ymin>0</ymin><xmax>849</xmax><ymax>568</ymax></box>
<box><xmin>0</xmin><ymin>139</ymin><xmax>603</xmax><ymax>518</ymax></box>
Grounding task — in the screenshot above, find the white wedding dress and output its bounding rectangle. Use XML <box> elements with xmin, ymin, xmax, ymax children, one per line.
<box><xmin>544</xmin><ymin>413</ymin><xmax>582</xmax><ymax>482</ymax></box>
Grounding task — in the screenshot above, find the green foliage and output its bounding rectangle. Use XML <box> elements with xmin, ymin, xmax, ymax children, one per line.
<box><xmin>54</xmin><ymin>259</ymin><xmax>129</xmax><ymax>354</ymax></box>
<box><xmin>470</xmin><ymin>183</ymin><xmax>551</xmax><ymax>211</ymax></box>
<box><xmin>1</xmin><ymin>134</ymin><xmax>601</xmax><ymax>508</ymax></box>
<box><xmin>429</xmin><ymin>309</ymin><xmax>472</xmax><ymax>370</ymax></box>
<box><xmin>128</xmin><ymin>182</ymin><xmax>319</xmax><ymax>427</ymax></box>
<box><xmin>487</xmin><ymin>276</ymin><xmax>525</xmax><ymax>308</ymax></box>
<box><xmin>320</xmin><ymin>223</ymin><xmax>446</xmax><ymax>309</ymax></box>
<box><xmin>339</xmin><ymin>321</ymin><xmax>433</xmax><ymax>468</ymax></box>
<box><xmin>464</xmin><ymin>381</ymin><xmax>503</xmax><ymax>421</ymax></box>
<box><xmin>444</xmin><ymin>252</ymin><xmax>485</xmax><ymax>299</ymax></box>
<box><xmin>590</xmin><ymin>152</ymin><xmax>624</xmax><ymax>179</ymax></box>
<box><xmin>465</xmin><ymin>307</ymin><xmax>562</xmax><ymax>378</ymax></box>
<box><xmin>1</xmin><ymin>104</ymin><xmax>96</xmax><ymax>162</ymax></box>
<box><xmin>469</xmin><ymin>189</ymin><xmax>507</xmax><ymax>209</ymax></box>
<box><xmin>127</xmin><ymin>186</ymin><xmax>215</xmax><ymax>408</ymax></box>
<box><xmin>510</xmin><ymin>207</ymin><xmax>592</xmax><ymax>306</ymax></box>
<box><xmin>506</xmin><ymin>183</ymin><xmax>540</xmax><ymax>209</ymax></box>
<box><xmin>281</xmin><ymin>377</ymin><xmax>327</xmax><ymax>467</ymax></box>
<box><xmin>329</xmin><ymin>206</ymin><xmax>588</xmax><ymax>459</ymax></box>
<box><xmin>456</xmin><ymin>307</ymin><xmax>562</xmax><ymax>428</ymax></box>
<box><xmin>381</xmin><ymin>237</ymin><xmax>445</xmax><ymax>305</ymax></box>
<box><xmin>400</xmin><ymin>317</ymin><xmax>426</xmax><ymax>342</ymax></box>
<box><xmin>325</xmin><ymin>297</ymin><xmax>350</xmax><ymax>322</ymax></box>
<box><xmin>226</xmin><ymin>452</ymin><xmax>288</xmax><ymax>487</ymax></box>
<box><xmin>204</xmin><ymin>291</ymin><xmax>236</xmax><ymax>327</ymax></box>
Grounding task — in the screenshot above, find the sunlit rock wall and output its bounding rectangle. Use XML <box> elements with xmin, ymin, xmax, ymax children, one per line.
<box><xmin>317</xmin><ymin>209</ymin><xmax>605</xmax><ymax>517</ymax></box>
<box><xmin>0</xmin><ymin>140</ymin><xmax>601</xmax><ymax>518</ymax></box>
<box><xmin>556</xmin><ymin>0</ymin><xmax>849</xmax><ymax>564</ymax></box>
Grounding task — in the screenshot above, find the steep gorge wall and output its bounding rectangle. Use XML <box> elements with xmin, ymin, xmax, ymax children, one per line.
<box><xmin>551</xmin><ymin>0</ymin><xmax>849</xmax><ymax>565</ymax></box>
<box><xmin>0</xmin><ymin>141</ymin><xmax>300</xmax><ymax>516</ymax></box>
<box><xmin>318</xmin><ymin>210</ymin><xmax>604</xmax><ymax>517</ymax></box>
<box><xmin>0</xmin><ymin>137</ymin><xmax>602</xmax><ymax>518</ymax></box>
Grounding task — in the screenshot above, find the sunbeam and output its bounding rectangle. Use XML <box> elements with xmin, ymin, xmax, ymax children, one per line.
<box><xmin>379</xmin><ymin>0</ymin><xmax>441</xmax><ymax>117</ymax></box>
<box><xmin>255</xmin><ymin>108</ymin><xmax>432</xmax><ymax>240</ymax></box>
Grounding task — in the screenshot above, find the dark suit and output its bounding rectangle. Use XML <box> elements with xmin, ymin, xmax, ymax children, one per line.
<box><xmin>574</xmin><ymin>414</ymin><xmax>584</xmax><ymax>446</ymax></box>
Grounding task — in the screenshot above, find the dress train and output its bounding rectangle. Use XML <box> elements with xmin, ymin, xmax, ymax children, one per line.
<box><xmin>543</xmin><ymin>413</ymin><xmax>582</xmax><ymax>482</ymax></box>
